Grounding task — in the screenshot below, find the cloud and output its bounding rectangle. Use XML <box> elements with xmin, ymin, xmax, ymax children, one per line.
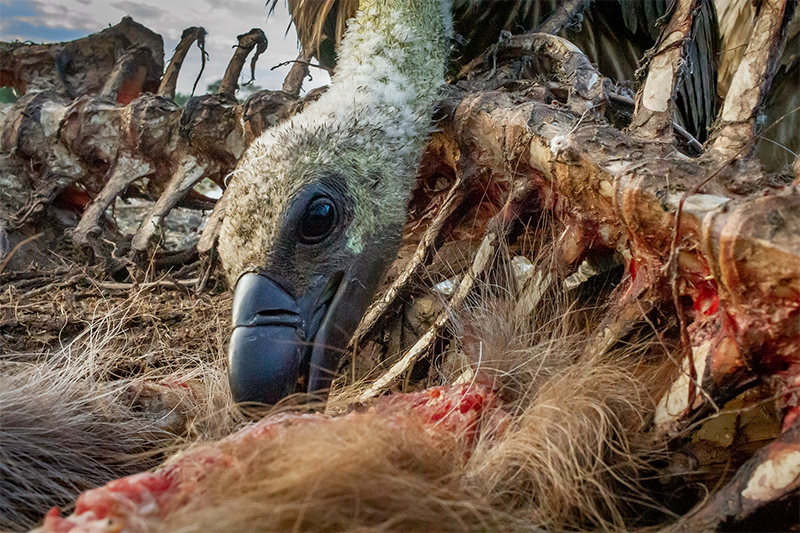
<box><xmin>9</xmin><ymin>1</ymin><xmax>104</xmax><ymax>32</ymax></box>
<box><xmin>0</xmin><ymin>1</ymin><xmax>92</xmax><ymax>42</ymax></box>
<box><xmin>108</xmin><ymin>1</ymin><xmax>170</xmax><ymax>22</ymax></box>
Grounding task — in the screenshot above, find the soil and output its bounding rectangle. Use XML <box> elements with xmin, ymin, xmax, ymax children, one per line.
<box><xmin>1</xmin><ymin>199</ymin><xmax>229</xmax><ymax>366</ymax></box>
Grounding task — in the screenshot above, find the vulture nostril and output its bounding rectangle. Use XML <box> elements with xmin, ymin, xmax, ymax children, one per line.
<box><xmin>256</xmin><ymin>309</ymin><xmax>300</xmax><ymax>318</ymax></box>
<box><xmin>319</xmin><ymin>271</ymin><xmax>344</xmax><ymax>305</ymax></box>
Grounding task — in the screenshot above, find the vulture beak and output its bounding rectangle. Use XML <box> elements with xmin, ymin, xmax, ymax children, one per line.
<box><xmin>228</xmin><ymin>249</ymin><xmax>388</xmax><ymax>405</ymax></box>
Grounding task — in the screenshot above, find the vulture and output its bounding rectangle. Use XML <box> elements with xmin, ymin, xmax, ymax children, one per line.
<box><xmin>219</xmin><ymin>0</ymin><xmax>720</xmax><ymax>405</ymax></box>
<box><xmin>219</xmin><ymin>0</ymin><xmax>452</xmax><ymax>404</ymax></box>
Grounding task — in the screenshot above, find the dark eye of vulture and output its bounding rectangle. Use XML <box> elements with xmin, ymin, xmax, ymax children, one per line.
<box><xmin>220</xmin><ymin>0</ymin><xmax>721</xmax><ymax>406</ymax></box>
<box><xmin>300</xmin><ymin>197</ymin><xmax>337</xmax><ymax>243</ymax></box>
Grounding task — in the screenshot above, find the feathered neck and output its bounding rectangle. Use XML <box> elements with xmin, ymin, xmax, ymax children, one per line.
<box><xmin>220</xmin><ymin>0</ymin><xmax>452</xmax><ymax>278</ymax></box>
<box><xmin>298</xmin><ymin>0</ymin><xmax>453</xmax><ymax>181</ymax></box>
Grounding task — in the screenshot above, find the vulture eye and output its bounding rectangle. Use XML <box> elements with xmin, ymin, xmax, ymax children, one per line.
<box><xmin>299</xmin><ymin>196</ymin><xmax>337</xmax><ymax>244</ymax></box>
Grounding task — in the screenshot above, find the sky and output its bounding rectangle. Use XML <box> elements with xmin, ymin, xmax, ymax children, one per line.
<box><xmin>0</xmin><ymin>0</ymin><xmax>331</xmax><ymax>96</ymax></box>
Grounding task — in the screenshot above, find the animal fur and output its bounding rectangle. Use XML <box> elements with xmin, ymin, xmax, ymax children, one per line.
<box><xmin>23</xmin><ymin>226</ymin><xmax>679</xmax><ymax>532</ymax></box>
<box><xmin>29</xmin><ymin>275</ymin><xmax>673</xmax><ymax>533</ymax></box>
<box><xmin>0</xmin><ymin>359</ymin><xmax>170</xmax><ymax>531</ymax></box>
<box><xmin>191</xmin><ymin>283</ymin><xmax>669</xmax><ymax>532</ymax></box>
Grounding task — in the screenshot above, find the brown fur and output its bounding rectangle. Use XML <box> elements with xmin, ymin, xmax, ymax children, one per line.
<box><xmin>144</xmin><ymin>296</ymin><xmax>669</xmax><ymax>532</ymax></box>
<box><xmin>157</xmin><ymin>412</ymin><xmax>500</xmax><ymax>533</ymax></box>
<box><xmin>449</xmin><ymin>253</ymin><xmax>670</xmax><ymax>530</ymax></box>
<box><xmin>11</xmin><ymin>287</ymin><xmax>674</xmax><ymax>532</ymax></box>
<box><xmin>7</xmin><ymin>247</ymin><xmax>677</xmax><ymax>532</ymax></box>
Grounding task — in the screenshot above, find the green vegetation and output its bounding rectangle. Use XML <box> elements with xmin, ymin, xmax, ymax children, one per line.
<box><xmin>0</xmin><ymin>87</ymin><xmax>19</xmax><ymax>104</ymax></box>
<box><xmin>174</xmin><ymin>80</ymin><xmax>264</xmax><ymax>106</ymax></box>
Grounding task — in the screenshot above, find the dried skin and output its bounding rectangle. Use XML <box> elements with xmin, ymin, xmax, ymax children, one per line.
<box><xmin>0</xmin><ymin>17</ymin><xmax>164</xmax><ymax>99</ymax></box>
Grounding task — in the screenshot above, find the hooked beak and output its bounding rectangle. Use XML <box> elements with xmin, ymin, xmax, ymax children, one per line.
<box><xmin>228</xmin><ymin>265</ymin><xmax>379</xmax><ymax>405</ymax></box>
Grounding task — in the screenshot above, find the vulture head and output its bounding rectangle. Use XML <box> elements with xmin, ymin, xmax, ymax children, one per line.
<box><xmin>218</xmin><ymin>0</ymin><xmax>451</xmax><ymax>404</ymax></box>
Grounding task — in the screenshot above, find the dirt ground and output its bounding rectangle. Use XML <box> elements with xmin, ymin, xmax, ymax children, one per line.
<box><xmin>1</xmin><ymin>205</ymin><xmax>227</xmax><ymax>361</ymax></box>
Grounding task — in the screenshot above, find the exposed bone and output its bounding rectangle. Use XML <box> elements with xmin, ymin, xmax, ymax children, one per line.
<box><xmin>429</xmin><ymin>87</ymin><xmax>800</xmax><ymax>425</ymax></box>
<box><xmin>3</xmin><ymin>8</ymin><xmax>800</xmax><ymax>525</ymax></box>
<box><xmin>239</xmin><ymin>90</ymin><xmax>298</xmax><ymax>145</ymax></box>
<box><xmin>71</xmin><ymin>154</ymin><xmax>153</xmax><ymax>246</ymax></box>
<box><xmin>655</xmin><ymin>337</ymin><xmax>715</xmax><ymax>429</ymax></box>
<box><xmin>218</xmin><ymin>29</ymin><xmax>268</xmax><ymax>98</ymax></box>
<box><xmin>669</xmin><ymin>417</ymin><xmax>800</xmax><ymax>532</ymax></box>
<box><xmin>0</xmin><ymin>25</ymin><xmax>271</xmax><ymax>265</ymax></box>
<box><xmin>131</xmin><ymin>156</ymin><xmax>206</xmax><ymax>251</ymax></box>
<box><xmin>586</xmin><ymin>297</ymin><xmax>655</xmax><ymax>360</ymax></box>
<box><xmin>795</xmin><ymin>153</ymin><xmax>800</xmax><ymax>180</ymax></box>
<box><xmin>129</xmin><ymin>94</ymin><xmax>241</xmax><ymax>253</ymax></box>
<box><xmin>2</xmin><ymin>88</ymin><xmax>302</xmax><ymax>263</ymax></box>
<box><xmin>281</xmin><ymin>51</ymin><xmax>311</xmax><ymax>97</ymax></box>
<box><xmin>699</xmin><ymin>190</ymin><xmax>800</xmax><ymax>406</ymax></box>
<box><xmin>536</xmin><ymin>0</ymin><xmax>591</xmax><ymax>36</ymax></box>
<box><xmin>630</xmin><ymin>0</ymin><xmax>699</xmax><ymax>139</ymax></box>
<box><xmin>129</xmin><ymin>29</ymin><xmax>272</xmax><ymax>253</ymax></box>
<box><xmin>98</xmin><ymin>46</ymin><xmax>162</xmax><ymax>105</ymax></box>
<box><xmin>458</xmin><ymin>33</ymin><xmax>609</xmax><ymax>118</ymax></box>
<box><xmin>0</xmin><ymin>94</ymin><xmax>86</xmax><ymax>230</ymax></box>
<box><xmin>358</xmin><ymin>181</ymin><xmax>540</xmax><ymax>401</ymax></box>
<box><xmin>716</xmin><ymin>0</ymin><xmax>757</xmax><ymax>96</ymax></box>
<box><xmin>158</xmin><ymin>27</ymin><xmax>208</xmax><ymax>99</ymax></box>
<box><xmin>197</xmin><ymin>191</ymin><xmax>229</xmax><ymax>256</ymax></box>
<box><xmin>70</xmin><ymin>95</ymin><xmax>182</xmax><ymax>253</ymax></box>
<box><xmin>710</xmin><ymin>0</ymin><xmax>798</xmax><ymax>157</ymax></box>
<box><xmin>405</xmin><ymin>81</ymin><xmax>800</xmax><ymax>524</ymax></box>
<box><xmin>349</xmin><ymin>171</ymin><xmax>472</xmax><ymax>358</ymax></box>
